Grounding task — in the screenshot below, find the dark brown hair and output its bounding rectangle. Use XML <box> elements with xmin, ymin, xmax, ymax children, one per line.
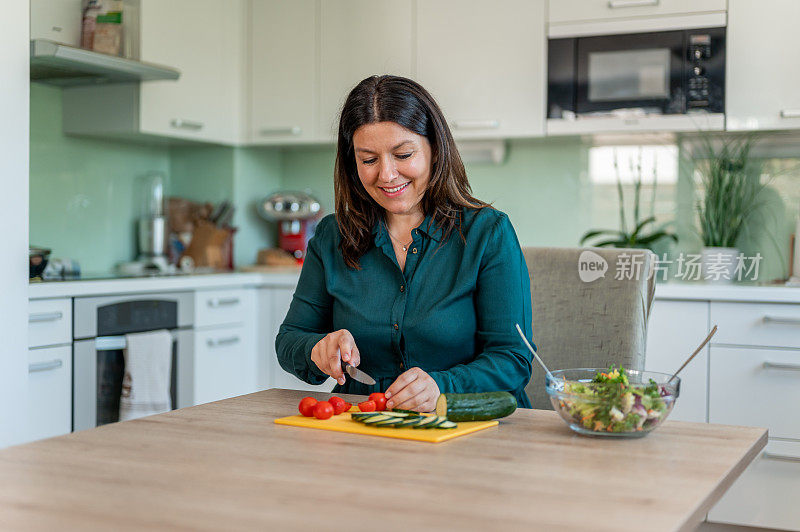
<box><xmin>334</xmin><ymin>75</ymin><xmax>488</xmax><ymax>269</ymax></box>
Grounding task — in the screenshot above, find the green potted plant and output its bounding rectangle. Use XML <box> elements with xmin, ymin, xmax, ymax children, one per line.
<box><xmin>580</xmin><ymin>149</ymin><xmax>678</xmax><ymax>251</ymax></box>
<box><xmin>694</xmin><ymin>135</ymin><xmax>765</xmax><ymax>283</ymax></box>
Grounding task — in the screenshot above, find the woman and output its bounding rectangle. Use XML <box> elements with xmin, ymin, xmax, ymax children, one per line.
<box><xmin>276</xmin><ymin>75</ymin><xmax>533</xmax><ymax>411</ymax></box>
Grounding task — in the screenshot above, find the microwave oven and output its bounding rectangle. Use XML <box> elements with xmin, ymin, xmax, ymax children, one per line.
<box><xmin>547</xmin><ymin>27</ymin><xmax>725</xmax><ymax>120</ymax></box>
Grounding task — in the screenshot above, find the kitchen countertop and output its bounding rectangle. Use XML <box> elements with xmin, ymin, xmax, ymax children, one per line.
<box><xmin>0</xmin><ymin>388</ymin><xmax>766</xmax><ymax>531</ymax></box>
<box><xmin>28</xmin><ymin>267</ymin><xmax>302</xmax><ymax>299</ymax></box>
<box><xmin>29</xmin><ymin>267</ymin><xmax>800</xmax><ymax>303</ymax></box>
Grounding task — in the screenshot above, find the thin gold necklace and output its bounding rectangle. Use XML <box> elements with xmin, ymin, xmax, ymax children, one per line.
<box><xmin>386</xmin><ymin>227</ymin><xmax>413</xmax><ymax>252</ymax></box>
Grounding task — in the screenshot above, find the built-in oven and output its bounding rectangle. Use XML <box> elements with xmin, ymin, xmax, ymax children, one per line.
<box><xmin>72</xmin><ymin>292</ymin><xmax>194</xmax><ymax>431</ymax></box>
<box><xmin>548</xmin><ymin>27</ymin><xmax>725</xmax><ymax>119</ymax></box>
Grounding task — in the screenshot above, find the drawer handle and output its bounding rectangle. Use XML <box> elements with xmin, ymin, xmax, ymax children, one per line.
<box><xmin>452</xmin><ymin>119</ymin><xmax>500</xmax><ymax>130</ymax></box>
<box><xmin>28</xmin><ymin>311</ymin><xmax>63</xmax><ymax>323</ymax></box>
<box><xmin>780</xmin><ymin>109</ymin><xmax>800</xmax><ymax>119</ymax></box>
<box><xmin>763</xmin><ymin>315</ymin><xmax>800</xmax><ymax>325</ymax></box>
<box><xmin>259</xmin><ymin>126</ymin><xmax>302</xmax><ymax>136</ymax></box>
<box><xmin>608</xmin><ymin>0</ymin><xmax>659</xmax><ymax>7</ymax></box>
<box><xmin>207</xmin><ymin>336</ymin><xmax>240</xmax><ymax>348</ymax></box>
<box><xmin>29</xmin><ymin>359</ymin><xmax>63</xmax><ymax>373</ymax></box>
<box><xmin>763</xmin><ymin>452</ymin><xmax>800</xmax><ymax>463</ymax></box>
<box><xmin>170</xmin><ymin>119</ymin><xmax>204</xmax><ymax>131</ymax></box>
<box><xmin>762</xmin><ymin>361</ymin><xmax>800</xmax><ymax>372</ymax></box>
<box><xmin>207</xmin><ymin>297</ymin><xmax>240</xmax><ymax>308</ymax></box>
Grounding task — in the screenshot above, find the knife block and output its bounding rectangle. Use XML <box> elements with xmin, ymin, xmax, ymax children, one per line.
<box><xmin>181</xmin><ymin>220</ymin><xmax>232</xmax><ymax>269</ymax></box>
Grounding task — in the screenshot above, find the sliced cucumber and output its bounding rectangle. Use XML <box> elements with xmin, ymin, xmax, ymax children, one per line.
<box><xmin>361</xmin><ymin>414</ymin><xmax>395</xmax><ymax>425</ymax></box>
<box><xmin>436</xmin><ymin>420</ymin><xmax>458</xmax><ymax>429</ymax></box>
<box><xmin>391</xmin><ymin>409</ymin><xmax>422</xmax><ymax>416</ymax></box>
<box><xmin>351</xmin><ymin>412</ymin><xmax>381</xmax><ymax>420</ymax></box>
<box><xmin>412</xmin><ymin>416</ymin><xmax>441</xmax><ymax>429</ymax></box>
<box><xmin>377</xmin><ymin>411</ymin><xmax>411</xmax><ymax>418</ymax></box>
<box><xmin>395</xmin><ymin>417</ymin><xmax>425</xmax><ymax>427</ymax></box>
<box><xmin>374</xmin><ymin>417</ymin><xmax>404</xmax><ymax>427</ymax></box>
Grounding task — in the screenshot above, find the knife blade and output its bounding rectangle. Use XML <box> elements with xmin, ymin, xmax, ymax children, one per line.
<box><xmin>341</xmin><ymin>360</ymin><xmax>376</xmax><ymax>386</ymax></box>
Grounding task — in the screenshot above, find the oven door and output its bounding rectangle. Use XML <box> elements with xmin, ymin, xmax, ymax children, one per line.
<box><xmin>575</xmin><ymin>30</ymin><xmax>684</xmax><ymax>115</ymax></box>
<box><xmin>73</xmin><ymin>329</ymin><xmax>193</xmax><ymax>431</ymax></box>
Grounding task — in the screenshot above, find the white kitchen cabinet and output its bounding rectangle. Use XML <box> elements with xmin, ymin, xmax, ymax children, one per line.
<box><xmin>709</xmin><ymin>440</ymin><xmax>800</xmax><ymax>530</ymax></box>
<box><xmin>28</xmin><ymin>298</ymin><xmax>72</xmax><ymax>349</ymax></box>
<box><xmin>416</xmin><ymin>0</ymin><xmax>546</xmax><ymax>140</ymax></box>
<box><xmin>194</xmin><ymin>288</ymin><xmax>256</xmax><ymax>329</ymax></box>
<box><xmin>138</xmin><ymin>0</ymin><xmax>245</xmax><ymax>144</ymax></box>
<box><xmin>548</xmin><ymin>0</ymin><xmax>726</xmax><ymax>25</ymax></box>
<box><xmin>258</xmin><ymin>286</ymin><xmax>334</xmax><ymax>392</ymax></box>
<box><xmin>27</xmin><ymin>345</ymin><xmax>72</xmax><ymax>442</ymax></box>
<box><xmin>30</xmin><ymin>0</ymin><xmax>82</xmax><ymax>47</ymax></box>
<box><xmin>193</xmin><ymin>324</ymin><xmax>256</xmax><ymax>405</ymax></box>
<box><xmin>63</xmin><ymin>0</ymin><xmax>246</xmax><ymax>145</ymax></box>
<box><xmin>249</xmin><ymin>0</ymin><xmax>317</xmax><ymax>144</ymax></box>
<box><xmin>727</xmin><ymin>0</ymin><xmax>800</xmax><ymax>131</ymax></box>
<box><xmin>193</xmin><ymin>287</ymin><xmax>258</xmax><ymax>405</ymax></box>
<box><xmin>644</xmin><ymin>300</ymin><xmax>709</xmax><ymax>423</ymax></box>
<box><xmin>317</xmin><ymin>0</ymin><xmax>414</xmax><ymax>141</ymax></box>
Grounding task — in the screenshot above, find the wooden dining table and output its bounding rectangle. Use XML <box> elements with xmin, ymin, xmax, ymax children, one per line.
<box><xmin>0</xmin><ymin>389</ymin><xmax>766</xmax><ymax>531</ymax></box>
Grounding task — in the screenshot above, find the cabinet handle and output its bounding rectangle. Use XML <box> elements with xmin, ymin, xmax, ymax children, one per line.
<box><xmin>608</xmin><ymin>0</ymin><xmax>659</xmax><ymax>7</ymax></box>
<box><xmin>762</xmin><ymin>361</ymin><xmax>800</xmax><ymax>372</ymax></box>
<box><xmin>207</xmin><ymin>297</ymin><xmax>240</xmax><ymax>308</ymax></box>
<box><xmin>29</xmin><ymin>359</ymin><xmax>63</xmax><ymax>373</ymax></box>
<box><xmin>259</xmin><ymin>126</ymin><xmax>302</xmax><ymax>136</ymax></box>
<box><xmin>763</xmin><ymin>315</ymin><xmax>800</xmax><ymax>325</ymax></box>
<box><xmin>780</xmin><ymin>110</ymin><xmax>800</xmax><ymax>119</ymax></box>
<box><xmin>170</xmin><ymin>119</ymin><xmax>204</xmax><ymax>131</ymax></box>
<box><xmin>763</xmin><ymin>452</ymin><xmax>800</xmax><ymax>463</ymax></box>
<box><xmin>452</xmin><ymin>120</ymin><xmax>500</xmax><ymax>130</ymax></box>
<box><xmin>28</xmin><ymin>311</ymin><xmax>63</xmax><ymax>323</ymax></box>
<box><xmin>206</xmin><ymin>336</ymin><xmax>240</xmax><ymax>348</ymax></box>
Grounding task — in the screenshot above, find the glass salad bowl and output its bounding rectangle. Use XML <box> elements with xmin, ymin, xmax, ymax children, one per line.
<box><xmin>546</xmin><ymin>368</ymin><xmax>680</xmax><ymax>438</ymax></box>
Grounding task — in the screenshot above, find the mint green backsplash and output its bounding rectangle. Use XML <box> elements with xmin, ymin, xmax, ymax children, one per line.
<box><xmin>30</xmin><ymin>82</ymin><xmax>798</xmax><ymax>281</ymax></box>
<box><xmin>30</xmin><ymin>84</ymin><xmax>170</xmax><ymax>273</ymax></box>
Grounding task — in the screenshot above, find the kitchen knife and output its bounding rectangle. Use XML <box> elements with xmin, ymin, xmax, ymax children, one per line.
<box><xmin>341</xmin><ymin>360</ymin><xmax>376</xmax><ymax>386</ymax></box>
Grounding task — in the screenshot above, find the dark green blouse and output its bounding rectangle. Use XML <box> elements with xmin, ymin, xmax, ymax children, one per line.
<box><xmin>275</xmin><ymin>207</ymin><xmax>534</xmax><ymax>408</ymax></box>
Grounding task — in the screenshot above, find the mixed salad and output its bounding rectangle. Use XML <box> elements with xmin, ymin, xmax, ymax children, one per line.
<box><xmin>554</xmin><ymin>367</ymin><xmax>674</xmax><ymax>433</ymax></box>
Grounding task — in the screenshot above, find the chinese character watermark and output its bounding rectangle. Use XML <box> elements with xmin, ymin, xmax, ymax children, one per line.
<box><xmin>578</xmin><ymin>252</ymin><xmax>763</xmax><ymax>282</ymax></box>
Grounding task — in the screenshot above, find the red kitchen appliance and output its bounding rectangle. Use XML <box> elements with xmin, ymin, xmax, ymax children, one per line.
<box><xmin>258</xmin><ymin>191</ymin><xmax>322</xmax><ymax>262</ymax></box>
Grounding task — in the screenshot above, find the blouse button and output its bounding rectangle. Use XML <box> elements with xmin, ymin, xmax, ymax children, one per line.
<box><xmin>400</xmin><ymin>285</ymin><xmax>405</xmax><ymax>292</ymax></box>
<box><xmin>411</xmin><ymin>248</ymin><xmax>418</xmax><ymax>254</ymax></box>
<box><xmin>393</xmin><ymin>323</ymin><xmax>399</xmax><ymax>330</ymax></box>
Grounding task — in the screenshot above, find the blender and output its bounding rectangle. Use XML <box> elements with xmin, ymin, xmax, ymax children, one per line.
<box><xmin>118</xmin><ymin>172</ymin><xmax>172</xmax><ymax>275</ymax></box>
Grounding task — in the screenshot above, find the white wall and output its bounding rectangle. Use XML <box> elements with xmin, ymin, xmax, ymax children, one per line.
<box><xmin>0</xmin><ymin>0</ymin><xmax>30</xmax><ymax>447</ymax></box>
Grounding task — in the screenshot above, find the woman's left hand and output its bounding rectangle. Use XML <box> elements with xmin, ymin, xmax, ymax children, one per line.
<box><xmin>385</xmin><ymin>367</ymin><xmax>440</xmax><ymax>412</ymax></box>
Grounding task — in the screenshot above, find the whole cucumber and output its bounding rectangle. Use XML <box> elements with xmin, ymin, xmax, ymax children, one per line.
<box><xmin>435</xmin><ymin>392</ymin><xmax>517</xmax><ymax>422</ymax></box>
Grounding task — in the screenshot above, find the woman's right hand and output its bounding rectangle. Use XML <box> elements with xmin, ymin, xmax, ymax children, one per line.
<box><xmin>311</xmin><ymin>329</ymin><xmax>361</xmax><ymax>385</ymax></box>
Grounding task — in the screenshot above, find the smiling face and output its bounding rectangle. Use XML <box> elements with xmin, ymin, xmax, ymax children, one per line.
<box><xmin>352</xmin><ymin>121</ymin><xmax>433</xmax><ymax>220</ymax></box>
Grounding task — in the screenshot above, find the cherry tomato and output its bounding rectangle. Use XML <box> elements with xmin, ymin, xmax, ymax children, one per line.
<box><xmin>369</xmin><ymin>392</ymin><xmax>387</xmax><ymax>411</ymax></box>
<box><xmin>313</xmin><ymin>401</ymin><xmax>334</xmax><ymax>420</ymax></box>
<box><xmin>344</xmin><ymin>402</ymin><xmax>353</xmax><ymax>412</ymax></box>
<box><xmin>358</xmin><ymin>400</ymin><xmax>376</xmax><ymax>412</ymax></box>
<box><xmin>298</xmin><ymin>397</ymin><xmax>318</xmax><ymax>417</ymax></box>
<box><xmin>329</xmin><ymin>396</ymin><xmax>347</xmax><ymax>415</ymax></box>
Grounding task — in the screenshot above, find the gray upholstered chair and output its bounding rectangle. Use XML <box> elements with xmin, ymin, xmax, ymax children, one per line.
<box><xmin>521</xmin><ymin>247</ymin><xmax>656</xmax><ymax>410</ymax></box>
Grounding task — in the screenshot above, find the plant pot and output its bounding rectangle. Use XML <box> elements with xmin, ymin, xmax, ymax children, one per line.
<box><xmin>701</xmin><ymin>247</ymin><xmax>739</xmax><ymax>284</ymax></box>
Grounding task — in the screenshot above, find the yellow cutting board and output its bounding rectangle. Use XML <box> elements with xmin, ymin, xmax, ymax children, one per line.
<box><xmin>274</xmin><ymin>410</ymin><xmax>498</xmax><ymax>443</ymax></box>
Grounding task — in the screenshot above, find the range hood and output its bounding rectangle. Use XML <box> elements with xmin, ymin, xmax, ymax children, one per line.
<box><xmin>30</xmin><ymin>39</ymin><xmax>180</xmax><ymax>87</ymax></box>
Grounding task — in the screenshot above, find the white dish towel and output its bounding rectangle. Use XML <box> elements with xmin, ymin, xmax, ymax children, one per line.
<box><xmin>119</xmin><ymin>329</ymin><xmax>173</xmax><ymax>422</ymax></box>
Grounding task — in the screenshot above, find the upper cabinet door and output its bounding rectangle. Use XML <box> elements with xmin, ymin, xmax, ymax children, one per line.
<box><xmin>417</xmin><ymin>0</ymin><xmax>546</xmax><ymax>139</ymax></box>
<box><xmin>727</xmin><ymin>0</ymin><xmax>800</xmax><ymax>131</ymax></box>
<box><xmin>250</xmin><ymin>0</ymin><xmax>317</xmax><ymax>145</ymax></box>
<box><xmin>139</xmin><ymin>0</ymin><xmax>245</xmax><ymax>144</ymax></box>
<box><xmin>548</xmin><ymin>0</ymin><xmax>726</xmax><ymax>24</ymax></box>
<box><xmin>318</xmin><ymin>0</ymin><xmax>414</xmax><ymax>141</ymax></box>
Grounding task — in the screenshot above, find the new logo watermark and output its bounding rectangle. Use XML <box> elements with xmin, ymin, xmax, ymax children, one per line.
<box><xmin>577</xmin><ymin>251</ymin><xmax>763</xmax><ymax>282</ymax></box>
<box><xmin>578</xmin><ymin>250</ymin><xmax>608</xmax><ymax>283</ymax></box>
